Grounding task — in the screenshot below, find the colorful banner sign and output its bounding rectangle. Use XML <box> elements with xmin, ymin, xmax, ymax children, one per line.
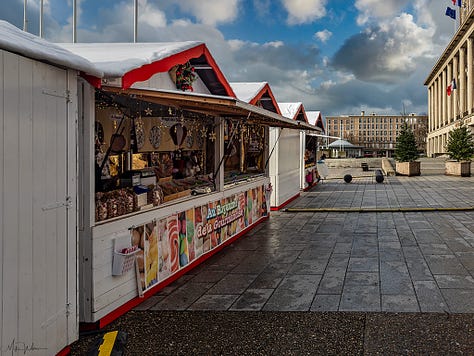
<box><xmin>130</xmin><ymin>185</ymin><xmax>268</xmax><ymax>292</ymax></box>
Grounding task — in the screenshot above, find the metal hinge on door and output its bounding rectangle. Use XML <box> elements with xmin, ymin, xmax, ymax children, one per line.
<box><xmin>42</xmin><ymin>88</ymin><xmax>71</xmax><ymax>103</ymax></box>
<box><xmin>41</xmin><ymin>196</ymin><xmax>72</xmax><ymax>211</ymax></box>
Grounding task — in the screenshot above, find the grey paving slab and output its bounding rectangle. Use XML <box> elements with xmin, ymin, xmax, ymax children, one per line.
<box><xmin>434</xmin><ymin>274</ymin><xmax>474</xmax><ymax>289</ymax></box>
<box><xmin>382</xmin><ymin>294</ymin><xmax>420</xmax><ymax>312</ymax></box>
<box><xmin>413</xmin><ymin>280</ymin><xmax>449</xmax><ymax>312</ymax></box>
<box><xmin>327</xmin><ymin>253</ymin><xmax>350</xmax><ymax>268</ymax></box>
<box><xmin>379</xmin><ymin>243</ymin><xmax>404</xmax><ymax>262</ymax></box>
<box><xmin>405</xmin><ymin>256</ymin><xmax>434</xmax><ymax>282</ymax></box>
<box><xmin>418</xmin><ymin>243</ymin><xmax>452</xmax><ymax>255</ymax></box>
<box><xmin>151</xmin><ymin>282</ymin><xmax>214</xmax><ymax>310</ymax></box>
<box><xmin>380</xmin><ymin>261</ymin><xmax>414</xmax><ymax>295</ymax></box>
<box><xmin>288</xmin><ymin>259</ymin><xmax>329</xmax><ymax>274</ymax></box>
<box><xmin>444</xmin><ymin>237</ymin><xmax>473</xmax><ymax>252</ymax></box>
<box><xmin>317</xmin><ymin>267</ymin><xmax>346</xmax><ymax>294</ymax></box>
<box><xmin>424</xmin><ymin>255</ymin><xmax>469</xmax><ymax>275</ymax></box>
<box><xmin>310</xmin><ymin>294</ymin><xmax>340</xmax><ymax>311</ymax></box>
<box><xmin>229</xmin><ymin>289</ymin><xmax>274</xmax><ymax>311</ymax></box>
<box><xmin>188</xmin><ymin>294</ymin><xmax>240</xmax><ymax>310</ymax></box>
<box><xmin>441</xmin><ymin>289</ymin><xmax>474</xmax><ymax>313</ymax></box>
<box><xmin>340</xmin><ymin>285</ymin><xmax>381</xmax><ymax>312</ymax></box>
<box><xmin>348</xmin><ymin>257</ymin><xmax>379</xmax><ymax>272</ymax></box>
<box><xmin>455</xmin><ymin>251</ymin><xmax>474</xmax><ymax>271</ymax></box>
<box><xmin>207</xmin><ymin>273</ymin><xmax>258</xmax><ymax>294</ymax></box>
<box><xmin>412</xmin><ymin>229</ymin><xmax>443</xmax><ymax>244</ymax></box>
<box><xmin>345</xmin><ymin>271</ymin><xmax>379</xmax><ymax>287</ymax></box>
<box><xmin>263</xmin><ymin>274</ymin><xmax>321</xmax><ymax>311</ymax></box>
<box><xmin>249</xmin><ymin>271</ymin><xmax>286</xmax><ymax>289</ymax></box>
<box><xmin>333</xmin><ymin>242</ymin><xmax>352</xmax><ymax>254</ymax></box>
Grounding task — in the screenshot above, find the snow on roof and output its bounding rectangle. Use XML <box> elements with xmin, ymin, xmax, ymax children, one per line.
<box><xmin>229</xmin><ymin>82</ymin><xmax>267</xmax><ymax>103</ymax></box>
<box><xmin>0</xmin><ymin>20</ymin><xmax>101</xmax><ymax>77</ymax></box>
<box><xmin>278</xmin><ymin>102</ymin><xmax>303</xmax><ymax>120</ymax></box>
<box><xmin>58</xmin><ymin>41</ymin><xmax>202</xmax><ymax>78</ymax></box>
<box><xmin>306</xmin><ymin>111</ymin><xmax>321</xmax><ymax>126</ymax></box>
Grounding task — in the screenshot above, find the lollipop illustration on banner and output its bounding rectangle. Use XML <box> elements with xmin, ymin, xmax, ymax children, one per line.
<box><xmin>169</xmin><ymin>123</ymin><xmax>188</xmax><ymax>147</ymax></box>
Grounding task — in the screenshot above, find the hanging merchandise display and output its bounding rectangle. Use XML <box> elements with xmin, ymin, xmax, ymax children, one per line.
<box><xmin>169</xmin><ymin>123</ymin><xmax>188</xmax><ymax>147</ymax></box>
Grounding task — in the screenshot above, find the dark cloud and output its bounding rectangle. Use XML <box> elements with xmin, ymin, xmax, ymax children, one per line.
<box><xmin>331</xmin><ymin>28</ymin><xmax>407</xmax><ymax>83</ymax></box>
<box><xmin>231</xmin><ymin>42</ymin><xmax>321</xmax><ymax>73</ymax></box>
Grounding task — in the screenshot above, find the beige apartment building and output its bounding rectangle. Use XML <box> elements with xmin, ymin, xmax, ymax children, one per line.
<box><xmin>424</xmin><ymin>2</ymin><xmax>474</xmax><ymax>156</ymax></box>
<box><xmin>325</xmin><ymin>112</ymin><xmax>428</xmax><ymax>157</ymax></box>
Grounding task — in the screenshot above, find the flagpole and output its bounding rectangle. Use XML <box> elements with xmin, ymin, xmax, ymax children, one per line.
<box><xmin>23</xmin><ymin>0</ymin><xmax>27</xmax><ymax>31</ymax></box>
<box><xmin>72</xmin><ymin>0</ymin><xmax>77</xmax><ymax>43</ymax></box>
<box><xmin>39</xmin><ymin>0</ymin><xmax>43</xmax><ymax>38</ymax></box>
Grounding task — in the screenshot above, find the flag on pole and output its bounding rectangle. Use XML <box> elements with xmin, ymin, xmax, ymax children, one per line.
<box><xmin>447</xmin><ymin>78</ymin><xmax>457</xmax><ymax>96</ymax></box>
<box><xmin>446</xmin><ymin>6</ymin><xmax>456</xmax><ymax>19</ymax></box>
<box><xmin>452</xmin><ymin>0</ymin><xmax>462</xmax><ymax>7</ymax></box>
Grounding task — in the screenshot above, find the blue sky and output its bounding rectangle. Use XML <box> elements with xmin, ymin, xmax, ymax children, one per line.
<box><xmin>1</xmin><ymin>0</ymin><xmax>457</xmax><ymax>116</ymax></box>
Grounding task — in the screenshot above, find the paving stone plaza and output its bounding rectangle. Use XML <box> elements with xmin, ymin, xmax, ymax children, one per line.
<box><xmin>134</xmin><ymin>164</ymin><xmax>474</xmax><ymax>314</ymax></box>
<box><xmin>71</xmin><ymin>162</ymin><xmax>474</xmax><ymax>354</ymax></box>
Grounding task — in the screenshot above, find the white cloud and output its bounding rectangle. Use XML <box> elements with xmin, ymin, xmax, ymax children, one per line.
<box><xmin>355</xmin><ymin>0</ymin><xmax>410</xmax><ymax>25</ymax></box>
<box><xmin>138</xmin><ymin>0</ymin><xmax>167</xmax><ymax>28</ymax></box>
<box><xmin>263</xmin><ymin>41</ymin><xmax>284</xmax><ymax>48</ymax></box>
<box><xmin>314</xmin><ymin>29</ymin><xmax>332</xmax><ymax>43</ymax></box>
<box><xmin>176</xmin><ymin>0</ymin><xmax>240</xmax><ymax>26</ymax></box>
<box><xmin>380</xmin><ymin>13</ymin><xmax>434</xmax><ymax>72</ymax></box>
<box><xmin>281</xmin><ymin>0</ymin><xmax>327</xmax><ymax>25</ymax></box>
<box><xmin>332</xmin><ymin>12</ymin><xmax>434</xmax><ymax>83</ymax></box>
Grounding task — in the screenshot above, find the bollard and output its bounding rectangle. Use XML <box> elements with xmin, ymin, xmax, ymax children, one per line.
<box><xmin>375</xmin><ymin>169</ymin><xmax>384</xmax><ymax>183</ymax></box>
<box><xmin>344</xmin><ymin>174</ymin><xmax>352</xmax><ymax>183</ymax></box>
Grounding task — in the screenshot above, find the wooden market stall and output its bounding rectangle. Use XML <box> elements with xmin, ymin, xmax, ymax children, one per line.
<box><xmin>305</xmin><ymin>111</ymin><xmax>325</xmax><ymax>189</ymax></box>
<box><xmin>61</xmin><ymin>43</ymin><xmax>311</xmax><ymax>327</ymax></box>
<box><xmin>267</xmin><ymin>102</ymin><xmax>311</xmax><ymax>210</ymax></box>
<box><xmin>0</xmin><ymin>21</ymin><xmax>102</xmax><ymax>355</ymax></box>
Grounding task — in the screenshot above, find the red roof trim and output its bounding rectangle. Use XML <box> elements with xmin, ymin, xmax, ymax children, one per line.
<box><xmin>201</xmin><ymin>46</ymin><xmax>236</xmax><ymax>98</ymax></box>
<box><xmin>248</xmin><ymin>83</ymin><xmax>281</xmax><ymax>115</ymax></box>
<box><xmin>294</xmin><ymin>105</ymin><xmax>309</xmax><ymax>123</ymax></box>
<box><xmin>116</xmin><ymin>43</ymin><xmax>235</xmax><ymax>97</ymax></box>
<box><xmin>315</xmin><ymin>113</ymin><xmax>325</xmax><ymax>131</ymax></box>
<box><xmin>81</xmin><ymin>72</ymin><xmax>102</xmax><ymax>88</ymax></box>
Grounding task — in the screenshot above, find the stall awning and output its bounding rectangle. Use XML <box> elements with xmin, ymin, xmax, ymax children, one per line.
<box><xmin>102</xmin><ymin>86</ymin><xmax>319</xmax><ymax>131</ymax></box>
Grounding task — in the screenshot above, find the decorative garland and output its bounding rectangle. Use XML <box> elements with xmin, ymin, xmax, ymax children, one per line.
<box><xmin>175</xmin><ymin>62</ymin><xmax>197</xmax><ymax>91</ymax></box>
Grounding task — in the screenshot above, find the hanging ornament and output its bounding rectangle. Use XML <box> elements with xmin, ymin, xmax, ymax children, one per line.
<box><xmin>130</xmin><ymin>118</ymin><xmax>138</xmax><ymax>153</ymax></box>
<box><xmin>169</xmin><ymin>123</ymin><xmax>188</xmax><ymax>146</ymax></box>
<box><xmin>168</xmin><ymin>107</ymin><xmax>173</xmax><ymax>115</ymax></box>
<box><xmin>149</xmin><ymin>126</ymin><xmax>162</xmax><ymax>149</ymax></box>
<box><xmin>144</xmin><ymin>107</ymin><xmax>153</xmax><ymax>116</ymax></box>
<box><xmin>209</xmin><ymin>132</ymin><xmax>216</xmax><ymax>142</ymax></box>
<box><xmin>201</xmin><ymin>127</ymin><xmax>208</xmax><ymax>138</ymax></box>
<box><xmin>174</xmin><ymin>61</ymin><xmax>197</xmax><ymax>91</ymax></box>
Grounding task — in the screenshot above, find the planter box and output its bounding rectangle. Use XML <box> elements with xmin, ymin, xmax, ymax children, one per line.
<box><xmin>445</xmin><ymin>161</ymin><xmax>471</xmax><ymax>177</ymax></box>
<box><xmin>395</xmin><ymin>161</ymin><xmax>421</xmax><ymax>176</ymax></box>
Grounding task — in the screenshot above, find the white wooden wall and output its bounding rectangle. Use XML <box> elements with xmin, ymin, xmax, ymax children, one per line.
<box><xmin>268</xmin><ymin>127</ymin><xmax>301</xmax><ymax>208</ymax></box>
<box><xmin>0</xmin><ymin>50</ymin><xmax>78</xmax><ymax>355</ymax></box>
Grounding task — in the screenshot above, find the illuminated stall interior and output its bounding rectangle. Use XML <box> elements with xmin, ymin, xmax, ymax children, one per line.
<box><xmin>94</xmin><ymin>87</ymin><xmax>276</xmax><ymax>222</ymax></box>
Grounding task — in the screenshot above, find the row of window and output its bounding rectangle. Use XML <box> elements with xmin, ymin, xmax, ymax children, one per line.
<box><xmin>327</xmin><ymin>123</ymin><xmax>424</xmax><ymax>131</ymax></box>
<box><xmin>326</xmin><ymin>117</ymin><xmax>422</xmax><ymax>125</ymax></box>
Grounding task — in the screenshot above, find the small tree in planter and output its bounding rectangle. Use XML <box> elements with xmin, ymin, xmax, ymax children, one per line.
<box><xmin>445</xmin><ymin>124</ymin><xmax>474</xmax><ymax>176</ymax></box>
<box><xmin>394</xmin><ymin>123</ymin><xmax>420</xmax><ymax>176</ymax></box>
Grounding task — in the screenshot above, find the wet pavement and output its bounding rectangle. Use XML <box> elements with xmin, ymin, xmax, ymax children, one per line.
<box><xmin>71</xmin><ymin>164</ymin><xmax>474</xmax><ymax>355</ymax></box>
<box><xmin>134</xmin><ymin>171</ymin><xmax>474</xmax><ymax>314</ymax></box>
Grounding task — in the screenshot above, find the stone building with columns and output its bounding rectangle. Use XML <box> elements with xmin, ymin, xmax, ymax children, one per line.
<box><xmin>424</xmin><ymin>2</ymin><xmax>474</xmax><ymax>157</ymax></box>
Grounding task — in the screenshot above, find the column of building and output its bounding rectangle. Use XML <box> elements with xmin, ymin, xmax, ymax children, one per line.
<box><xmin>453</xmin><ymin>54</ymin><xmax>459</xmax><ymax>122</ymax></box>
<box><xmin>466</xmin><ymin>38</ymin><xmax>473</xmax><ymax>115</ymax></box>
<box><xmin>460</xmin><ymin>46</ymin><xmax>466</xmax><ymax>116</ymax></box>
